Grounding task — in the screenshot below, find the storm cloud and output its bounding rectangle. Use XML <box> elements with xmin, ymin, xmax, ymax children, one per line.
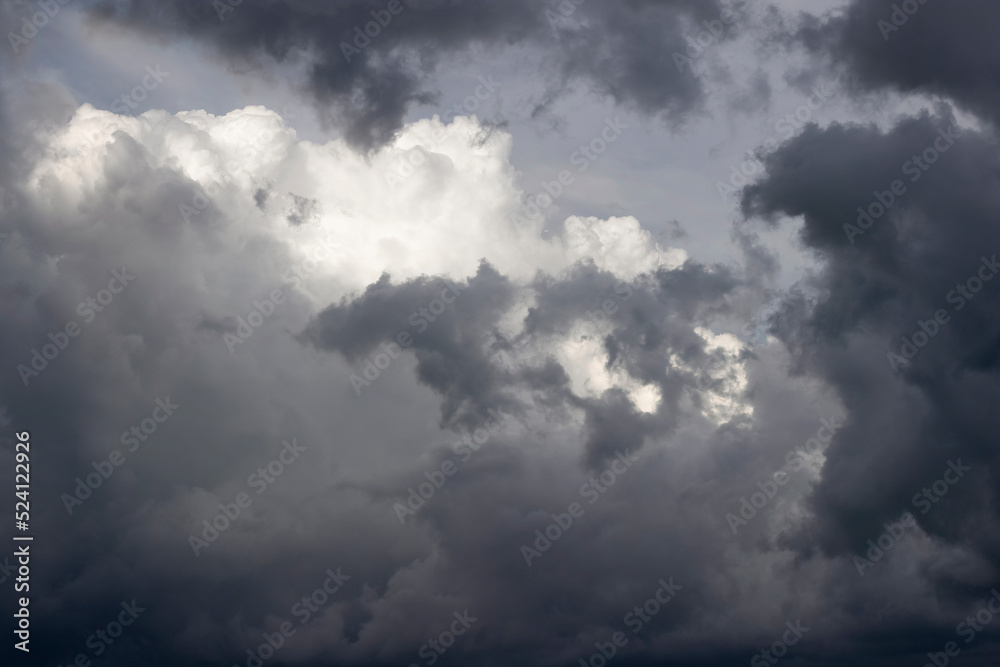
<box><xmin>3</xmin><ymin>1</ymin><xmax>1000</xmax><ymax>665</ymax></box>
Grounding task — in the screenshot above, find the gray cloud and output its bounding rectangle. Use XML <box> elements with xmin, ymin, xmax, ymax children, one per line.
<box><xmin>742</xmin><ymin>108</ymin><xmax>1000</xmax><ymax>599</ymax></box>
<box><xmin>87</xmin><ymin>0</ymin><xmax>744</xmax><ymax>150</ymax></box>
<box><xmin>795</xmin><ymin>0</ymin><xmax>1000</xmax><ymax>130</ymax></box>
<box><xmin>6</xmin><ymin>1</ymin><xmax>1000</xmax><ymax>665</ymax></box>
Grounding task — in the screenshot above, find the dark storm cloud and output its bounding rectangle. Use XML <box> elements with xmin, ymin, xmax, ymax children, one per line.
<box><xmin>742</xmin><ymin>109</ymin><xmax>1000</xmax><ymax>589</ymax></box>
<box><xmin>720</xmin><ymin>5</ymin><xmax>1000</xmax><ymax>655</ymax></box>
<box><xmin>0</xmin><ymin>78</ymin><xmax>784</xmax><ymax>667</ymax></box>
<box><xmin>0</xmin><ymin>88</ymin><xmax>973</xmax><ymax>663</ymax></box>
<box><xmin>87</xmin><ymin>0</ymin><xmax>744</xmax><ymax>149</ymax></box>
<box><xmin>302</xmin><ymin>262</ymin><xmax>521</xmax><ymax>431</ymax></box>
<box><xmin>11</xmin><ymin>1</ymin><xmax>1000</xmax><ymax>664</ymax></box>
<box><xmin>298</xmin><ymin>255</ymin><xmax>853</xmax><ymax>665</ymax></box>
<box><xmin>305</xmin><ymin>257</ymin><xmax>743</xmax><ymax>467</ymax></box>
<box><xmin>795</xmin><ymin>0</ymin><xmax>1000</xmax><ymax>130</ymax></box>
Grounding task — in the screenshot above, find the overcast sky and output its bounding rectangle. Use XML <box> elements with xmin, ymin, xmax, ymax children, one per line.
<box><xmin>3</xmin><ymin>1</ymin><xmax>1000</xmax><ymax>666</ymax></box>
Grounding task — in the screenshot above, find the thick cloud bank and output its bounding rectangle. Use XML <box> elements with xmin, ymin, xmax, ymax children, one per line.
<box><xmin>0</xmin><ymin>102</ymin><xmax>797</xmax><ymax>667</ymax></box>
<box><xmin>4</xmin><ymin>1</ymin><xmax>1000</xmax><ymax>665</ymax></box>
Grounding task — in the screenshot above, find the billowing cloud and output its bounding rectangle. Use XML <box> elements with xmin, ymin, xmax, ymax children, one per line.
<box><xmin>5</xmin><ymin>2</ymin><xmax>1000</xmax><ymax>665</ymax></box>
<box><xmin>0</xmin><ymin>99</ymin><xmax>806</xmax><ymax>666</ymax></box>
